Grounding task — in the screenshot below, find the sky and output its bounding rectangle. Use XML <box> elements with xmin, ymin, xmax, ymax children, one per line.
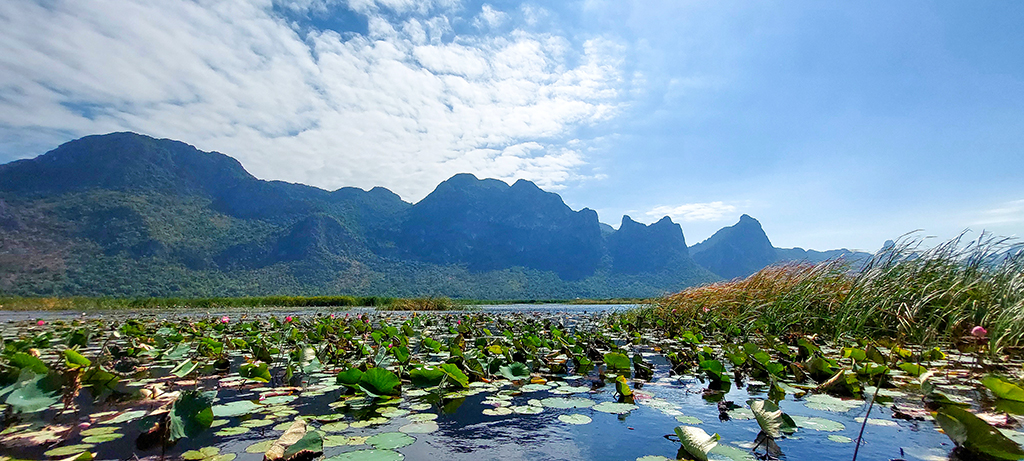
<box><xmin>1</xmin><ymin>0</ymin><xmax>1022</xmax><ymax>252</ymax></box>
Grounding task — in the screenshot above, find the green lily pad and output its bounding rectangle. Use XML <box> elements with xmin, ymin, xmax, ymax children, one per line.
<box><xmin>245</xmin><ymin>440</ymin><xmax>275</xmax><ymax>453</ymax></box>
<box><xmin>828</xmin><ymin>435</ymin><xmax>853</xmax><ymax>443</ymax></box>
<box><xmin>241</xmin><ymin>418</ymin><xmax>275</xmax><ymax>428</ymax></box>
<box><xmin>675</xmin><ymin>415</ymin><xmax>703</xmax><ymax>424</ymax></box>
<box><xmin>262</xmin><ymin>395</ymin><xmax>298</xmax><ymax>405</ymax></box>
<box><xmin>558</xmin><ymin>414</ymin><xmax>592</xmax><ymax>425</ymax></box>
<box><xmin>215</xmin><ymin>426</ymin><xmax>251</xmax><ymax>436</ymax></box>
<box><xmin>104</xmin><ymin>410</ymin><xmax>148</xmax><ymax>424</ymax></box>
<box><xmin>708</xmin><ymin>443</ymin><xmax>757</xmax><ymax>461</ymax></box>
<box><xmin>324</xmin><ymin>449</ymin><xmax>404</xmax><ymax>461</ymax></box>
<box><xmin>42</xmin><ymin>444</ymin><xmax>94</xmax><ymax>457</ymax></box>
<box><xmin>80</xmin><ymin>426</ymin><xmax>118</xmax><ymax>436</ymax></box>
<box><xmin>593</xmin><ymin>402</ymin><xmax>639</xmax><ymax>414</ymax></box>
<box><xmin>212</xmin><ymin>400</ymin><xmax>262</xmax><ymax>417</ymax></box>
<box><xmin>322</xmin><ymin>421</ymin><xmax>350</xmax><ymax>432</ymax></box>
<box><xmin>399</xmin><ymin>421</ymin><xmax>439</xmax><ymax>434</ymax></box>
<box><xmin>324</xmin><ymin>435</ymin><xmax>352</xmax><ymax>447</ymax></box>
<box><xmin>407</xmin><ymin>413</ymin><xmax>438</xmax><ymax>421</ymax></box>
<box><xmin>511</xmin><ymin>405</ymin><xmax>543</xmax><ymax>415</ymax></box>
<box><xmin>366</xmin><ymin>432</ymin><xmax>415</xmax><ymax>449</ymax></box>
<box><xmin>81</xmin><ymin>432</ymin><xmax>124</xmax><ymax>443</ymax></box>
<box><xmin>359</xmin><ymin>368</ymin><xmax>402</xmax><ymax>396</ymax></box>
<box><xmin>790</xmin><ymin>415</ymin><xmax>845</xmax><ymax>432</ymax></box>
<box><xmin>804</xmin><ymin>394</ymin><xmax>863</xmax><ymax>412</ymax></box>
<box><xmin>540</xmin><ymin>397</ymin><xmax>594</xmax><ymax>409</ymax></box>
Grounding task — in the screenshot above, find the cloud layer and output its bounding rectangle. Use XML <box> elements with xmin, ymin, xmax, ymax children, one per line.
<box><xmin>0</xmin><ymin>0</ymin><xmax>626</xmax><ymax>201</ymax></box>
<box><xmin>646</xmin><ymin>201</ymin><xmax>738</xmax><ymax>222</ymax></box>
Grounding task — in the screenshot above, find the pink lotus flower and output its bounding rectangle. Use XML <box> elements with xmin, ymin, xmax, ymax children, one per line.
<box><xmin>285</xmin><ymin>316</ymin><xmax>293</xmax><ymax>323</ymax></box>
<box><xmin>971</xmin><ymin>326</ymin><xmax>988</xmax><ymax>337</ymax></box>
<box><xmin>330</xmin><ymin>314</ymin><xmax>335</xmax><ymax>319</ymax></box>
<box><xmin>220</xmin><ymin>315</ymin><xmax>230</xmax><ymax>324</ymax></box>
<box><xmin>36</xmin><ymin>320</ymin><xmax>45</xmax><ymax>326</ymax></box>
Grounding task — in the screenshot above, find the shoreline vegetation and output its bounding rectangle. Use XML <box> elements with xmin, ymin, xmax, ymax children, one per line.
<box><xmin>0</xmin><ymin>295</ymin><xmax>651</xmax><ymax>312</ymax></box>
<box><xmin>629</xmin><ymin>233</ymin><xmax>1024</xmax><ymax>355</ymax></box>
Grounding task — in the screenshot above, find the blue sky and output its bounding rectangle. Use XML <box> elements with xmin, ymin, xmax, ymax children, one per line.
<box><xmin>1</xmin><ymin>0</ymin><xmax>1022</xmax><ymax>252</ymax></box>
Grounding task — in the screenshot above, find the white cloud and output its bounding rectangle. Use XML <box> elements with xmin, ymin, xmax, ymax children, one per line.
<box><xmin>973</xmin><ymin>199</ymin><xmax>1024</xmax><ymax>226</ymax></box>
<box><xmin>474</xmin><ymin>4</ymin><xmax>508</xmax><ymax>30</ymax></box>
<box><xmin>0</xmin><ymin>0</ymin><xmax>626</xmax><ymax>202</ymax></box>
<box><xmin>646</xmin><ymin>201</ymin><xmax>738</xmax><ymax>222</ymax></box>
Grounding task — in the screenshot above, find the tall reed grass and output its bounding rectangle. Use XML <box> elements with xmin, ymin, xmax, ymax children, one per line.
<box><xmin>650</xmin><ymin>233</ymin><xmax>1024</xmax><ymax>352</ymax></box>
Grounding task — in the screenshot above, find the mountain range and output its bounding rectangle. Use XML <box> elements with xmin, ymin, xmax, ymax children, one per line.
<box><xmin>0</xmin><ymin>132</ymin><xmax>870</xmax><ymax>299</ymax></box>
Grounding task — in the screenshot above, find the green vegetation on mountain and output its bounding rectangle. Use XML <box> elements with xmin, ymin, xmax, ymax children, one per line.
<box><xmin>0</xmin><ymin>132</ymin><xmax>719</xmax><ymax>298</ymax></box>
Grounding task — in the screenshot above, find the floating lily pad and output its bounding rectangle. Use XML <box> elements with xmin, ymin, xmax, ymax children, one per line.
<box><xmin>558</xmin><ymin>414</ymin><xmax>592</xmax><ymax>425</ymax></box>
<box><xmin>262</xmin><ymin>395</ymin><xmax>298</xmax><ymax>405</ymax></box>
<box><xmin>82</xmin><ymin>432</ymin><xmax>124</xmax><ymax>443</ymax></box>
<box><xmin>399</xmin><ymin>421</ymin><xmax>439</xmax><ymax>434</ymax></box>
<box><xmin>378</xmin><ymin>408</ymin><xmax>409</xmax><ymax>418</ymax></box>
<box><xmin>593</xmin><ymin>402</ymin><xmax>639</xmax><ymax>414</ymax></box>
<box><xmin>366</xmin><ymin>432</ymin><xmax>415</xmax><ymax>449</ymax></box>
<box><xmin>409</xmin><ymin>403</ymin><xmax>431</xmax><ymax>411</ymax></box>
<box><xmin>103</xmin><ymin>410</ymin><xmax>148</xmax><ymax>424</ymax></box>
<box><xmin>324</xmin><ymin>435</ymin><xmax>352</xmax><ymax>447</ymax></box>
<box><xmin>521</xmin><ymin>383</ymin><xmax>552</xmax><ymax>392</ymax></box>
<box><xmin>322</xmin><ymin>421</ymin><xmax>350</xmax><ymax>432</ymax></box>
<box><xmin>511</xmin><ymin>405</ymin><xmax>543</xmax><ymax>415</ymax></box>
<box><xmin>726</xmin><ymin>408</ymin><xmax>755</xmax><ymax>420</ymax></box>
<box><xmin>324</xmin><ymin>449</ymin><xmax>404</xmax><ymax>461</ymax></box>
<box><xmin>804</xmin><ymin>394</ymin><xmax>863</xmax><ymax>412</ymax></box>
<box><xmin>828</xmin><ymin>435</ymin><xmax>853</xmax><ymax>443</ymax></box>
<box><xmin>241</xmin><ymin>418</ymin><xmax>275</xmax><ymax>428</ymax></box>
<box><xmin>675</xmin><ymin>415</ymin><xmax>703</xmax><ymax>424</ymax></box>
<box><xmin>212</xmin><ymin>400</ymin><xmax>262</xmax><ymax>418</ymax></box>
<box><xmin>215</xmin><ymin>426</ymin><xmax>251</xmax><ymax>436</ymax></box>
<box><xmin>407</xmin><ymin>413</ymin><xmax>438</xmax><ymax>421</ymax></box>
<box><xmin>43</xmin><ymin>444</ymin><xmax>95</xmax><ymax>457</ymax></box>
<box><xmin>540</xmin><ymin>397</ymin><xmax>594</xmax><ymax>409</ymax></box>
<box><xmin>790</xmin><ymin>415</ymin><xmax>845</xmax><ymax>432</ymax></box>
<box><xmin>80</xmin><ymin>426</ymin><xmax>118</xmax><ymax>436</ymax></box>
<box><xmin>245</xmin><ymin>440</ymin><xmax>275</xmax><ymax>453</ymax></box>
<box><xmin>482</xmin><ymin>407</ymin><xmax>513</xmax><ymax>416</ymax></box>
<box><xmin>853</xmin><ymin>416</ymin><xmax>898</xmax><ymax>427</ymax></box>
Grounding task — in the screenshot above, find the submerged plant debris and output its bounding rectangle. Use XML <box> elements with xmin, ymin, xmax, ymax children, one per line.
<box><xmin>0</xmin><ymin>305</ymin><xmax>1023</xmax><ymax>461</ymax></box>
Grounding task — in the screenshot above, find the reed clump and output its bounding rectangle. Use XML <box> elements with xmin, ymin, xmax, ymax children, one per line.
<box><xmin>381</xmin><ymin>296</ymin><xmax>456</xmax><ymax>311</ymax></box>
<box><xmin>654</xmin><ymin>233</ymin><xmax>1024</xmax><ymax>352</ymax></box>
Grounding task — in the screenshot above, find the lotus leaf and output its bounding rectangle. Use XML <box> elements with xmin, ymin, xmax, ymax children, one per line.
<box><xmin>409</xmin><ymin>367</ymin><xmax>444</xmax><ymax>387</ymax></box>
<box><xmin>399</xmin><ymin>421</ymin><xmax>439</xmax><ymax>433</ymax></box>
<box><xmin>934</xmin><ymin>405</ymin><xmax>1024</xmax><ymax>460</ymax></box>
<box><xmin>558</xmin><ymin>414</ymin><xmax>592</xmax><ymax>425</ymax></box>
<box><xmin>748</xmin><ymin>399</ymin><xmax>796</xmax><ymax>438</ymax></box>
<box><xmin>63</xmin><ymin>349</ymin><xmax>91</xmax><ymax>369</ymax></box>
<box><xmin>498</xmin><ymin>362</ymin><xmax>531</xmax><ymax>381</ymax></box>
<box><xmin>540</xmin><ymin>397</ymin><xmax>594</xmax><ymax>409</ymax></box>
<box><xmin>168</xmin><ymin>390</ymin><xmax>215</xmax><ymax>442</ymax></box>
<box><xmin>366</xmin><ymin>432</ymin><xmax>415</xmax><ymax>449</ymax></box>
<box><xmin>593</xmin><ymin>402</ymin><xmax>638</xmax><ymax>414</ymax></box>
<box><xmin>674</xmin><ymin>426</ymin><xmax>720</xmax><ymax>461</ymax></box>
<box><xmin>324</xmin><ymin>449</ymin><xmax>404</xmax><ymax>461</ymax></box>
<box><xmin>604</xmin><ymin>352</ymin><xmax>631</xmax><ymax>372</ymax></box>
<box><xmin>212</xmin><ymin>399</ymin><xmax>261</xmax><ymax>418</ymax></box>
<box><xmin>439</xmin><ymin>364</ymin><xmax>469</xmax><ymax>388</ymax></box>
<box><xmin>982</xmin><ymin>375</ymin><xmax>1024</xmax><ymax>402</ymax></box>
<box><xmin>359</xmin><ymin>368</ymin><xmax>402</xmax><ymax>396</ymax></box>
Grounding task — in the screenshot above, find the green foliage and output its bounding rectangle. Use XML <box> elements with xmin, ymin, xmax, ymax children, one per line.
<box><xmin>934</xmin><ymin>404</ymin><xmax>1024</xmax><ymax>460</ymax></box>
<box><xmin>169</xmin><ymin>390</ymin><xmax>215</xmax><ymax>442</ymax></box>
<box><xmin>358</xmin><ymin>368</ymin><xmax>401</xmax><ymax>396</ymax></box>
<box><xmin>603</xmin><ymin>352</ymin><xmax>631</xmax><ymax>372</ymax></box>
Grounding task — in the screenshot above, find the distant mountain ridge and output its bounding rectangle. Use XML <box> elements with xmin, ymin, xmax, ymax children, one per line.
<box><xmin>0</xmin><ymin>132</ymin><xmax>725</xmax><ymax>298</ymax></box>
<box><xmin>689</xmin><ymin>214</ymin><xmax>872</xmax><ymax>280</ymax></box>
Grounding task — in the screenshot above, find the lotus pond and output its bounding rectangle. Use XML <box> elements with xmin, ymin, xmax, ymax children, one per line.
<box><xmin>1</xmin><ymin>305</ymin><xmax>1024</xmax><ymax>461</ymax></box>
